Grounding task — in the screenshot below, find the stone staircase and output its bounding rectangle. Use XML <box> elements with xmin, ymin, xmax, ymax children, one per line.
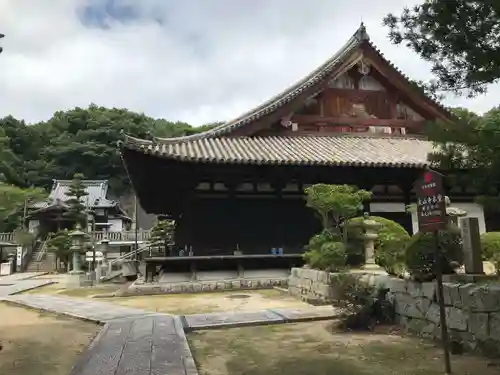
<box><xmin>26</xmin><ymin>236</ymin><xmax>56</xmax><ymax>273</ymax></box>
<box><xmin>26</xmin><ymin>252</ymin><xmax>56</xmax><ymax>272</ymax></box>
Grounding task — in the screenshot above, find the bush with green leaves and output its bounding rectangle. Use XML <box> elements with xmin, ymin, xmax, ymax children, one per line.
<box><xmin>331</xmin><ymin>273</ymin><xmax>394</xmax><ymax>331</ymax></box>
<box><xmin>404</xmin><ymin>225</ymin><xmax>463</xmax><ymax>281</ymax></box>
<box><xmin>480</xmin><ymin>232</ymin><xmax>500</xmax><ymax>263</ymax></box>
<box><xmin>303</xmin><ymin>231</ymin><xmax>347</xmax><ymax>271</ymax></box>
<box><xmin>347</xmin><ymin>216</ymin><xmax>410</xmax><ymax>274</ymax></box>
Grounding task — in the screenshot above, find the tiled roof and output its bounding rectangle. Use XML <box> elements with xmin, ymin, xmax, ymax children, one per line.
<box><xmin>32</xmin><ymin>180</ymin><xmax>118</xmax><ymax>209</ymax></box>
<box><xmin>126</xmin><ymin>23</ymin><xmax>450</xmax><ymax>146</ymax></box>
<box><xmin>124</xmin><ymin>135</ymin><xmax>433</xmax><ymax>168</ymax></box>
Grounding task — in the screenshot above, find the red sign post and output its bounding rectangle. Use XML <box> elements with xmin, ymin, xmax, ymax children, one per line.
<box><xmin>414</xmin><ymin>169</ymin><xmax>452</xmax><ymax>374</ymax></box>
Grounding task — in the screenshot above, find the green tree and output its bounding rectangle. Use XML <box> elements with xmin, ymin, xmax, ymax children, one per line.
<box><xmin>63</xmin><ymin>174</ymin><xmax>89</xmax><ymax>229</ymax></box>
<box><xmin>150</xmin><ymin>219</ymin><xmax>176</xmax><ymax>256</ymax></box>
<box><xmin>427</xmin><ymin>106</ymin><xmax>500</xmax><ymax>209</ymax></box>
<box><xmin>0</xmin><ymin>182</ymin><xmax>46</xmax><ymax>232</ymax></box>
<box><xmin>304</xmin><ymin>184</ymin><xmax>372</xmax><ymax>240</ymax></box>
<box><xmin>384</xmin><ymin>1</ymin><xmax>500</xmax><ymax>97</ymax></box>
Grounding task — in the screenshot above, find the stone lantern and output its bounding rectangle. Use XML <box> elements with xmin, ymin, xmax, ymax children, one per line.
<box><xmin>444</xmin><ymin>196</ymin><xmax>467</xmax><ymax>226</ymax></box>
<box><xmin>358</xmin><ymin>213</ymin><xmax>383</xmax><ymax>271</ymax></box>
<box><xmin>100</xmin><ymin>236</ymin><xmax>109</xmax><ymax>265</ymax></box>
<box><xmin>69</xmin><ymin>225</ymin><xmax>86</xmax><ymax>274</ymax></box>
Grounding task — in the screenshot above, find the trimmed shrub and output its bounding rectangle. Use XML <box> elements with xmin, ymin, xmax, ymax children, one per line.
<box><xmin>347</xmin><ymin>216</ymin><xmax>411</xmax><ymax>274</ymax></box>
<box><xmin>404</xmin><ymin>225</ymin><xmax>463</xmax><ymax>282</ymax></box>
<box><xmin>480</xmin><ymin>232</ymin><xmax>500</xmax><ymax>262</ymax></box>
<box><xmin>303</xmin><ymin>232</ymin><xmax>347</xmax><ymax>272</ymax></box>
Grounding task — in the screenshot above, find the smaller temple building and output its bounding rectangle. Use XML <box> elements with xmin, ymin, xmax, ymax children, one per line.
<box><xmin>27</xmin><ymin>179</ymin><xmax>131</xmax><ymax>237</ymax></box>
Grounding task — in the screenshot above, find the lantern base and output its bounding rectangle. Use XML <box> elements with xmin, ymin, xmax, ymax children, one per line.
<box><xmin>65</xmin><ymin>272</ymin><xmax>91</xmax><ymax>288</ymax></box>
<box><xmin>360</xmin><ymin>262</ymin><xmax>385</xmax><ymax>272</ymax></box>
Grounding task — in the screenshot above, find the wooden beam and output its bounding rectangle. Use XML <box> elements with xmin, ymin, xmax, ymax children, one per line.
<box><xmin>291</xmin><ymin>114</ymin><xmax>424</xmax><ymax>128</ymax></box>
<box><xmin>361</xmin><ymin>44</ymin><xmax>453</xmax><ymax>123</ymax></box>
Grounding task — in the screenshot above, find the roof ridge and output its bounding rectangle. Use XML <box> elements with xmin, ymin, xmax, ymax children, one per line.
<box><xmin>131</xmin><ymin>23</ymin><xmax>369</xmax><ymax>146</ymax></box>
<box><xmin>120</xmin><ymin>22</ymin><xmax>449</xmax><ymax>150</ymax></box>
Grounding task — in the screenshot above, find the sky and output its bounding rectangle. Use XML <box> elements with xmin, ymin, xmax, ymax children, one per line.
<box><xmin>1</xmin><ymin>0</ymin><xmax>499</xmax><ymax>126</ymax></box>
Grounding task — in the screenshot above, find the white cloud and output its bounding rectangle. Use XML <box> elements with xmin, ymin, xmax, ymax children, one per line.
<box><xmin>0</xmin><ymin>0</ymin><xmax>498</xmax><ymax>125</ymax></box>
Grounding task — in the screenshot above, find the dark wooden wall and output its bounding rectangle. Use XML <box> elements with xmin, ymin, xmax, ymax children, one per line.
<box><xmin>173</xmin><ymin>196</ymin><xmax>418</xmax><ymax>256</ymax></box>
<box><xmin>174</xmin><ymin>197</ymin><xmax>321</xmax><ymax>255</ymax></box>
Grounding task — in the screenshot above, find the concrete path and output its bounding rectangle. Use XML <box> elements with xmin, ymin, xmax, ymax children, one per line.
<box><xmin>69</xmin><ymin>315</ymin><xmax>197</xmax><ymax>375</ymax></box>
<box><xmin>4</xmin><ymin>293</ymin><xmax>340</xmax><ymax>327</ymax></box>
<box><xmin>2</xmin><ymin>293</ymin><xmax>339</xmax><ymax>375</ymax></box>
<box><xmin>3</xmin><ymin>294</ymin><xmax>162</xmax><ymax>323</ymax></box>
<box><xmin>182</xmin><ymin>305</ymin><xmax>338</xmax><ymax>331</ymax></box>
<box><xmin>0</xmin><ymin>271</ymin><xmax>47</xmax><ymax>282</ymax></box>
<box><xmin>0</xmin><ymin>279</ymin><xmax>54</xmax><ymax>297</ymax></box>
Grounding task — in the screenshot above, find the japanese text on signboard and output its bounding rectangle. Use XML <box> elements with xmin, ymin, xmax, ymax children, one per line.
<box><xmin>415</xmin><ymin>170</ymin><xmax>447</xmax><ymax>232</ymax></box>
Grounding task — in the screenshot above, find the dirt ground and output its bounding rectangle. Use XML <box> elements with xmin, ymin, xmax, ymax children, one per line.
<box><xmin>189</xmin><ymin>321</ymin><xmax>500</xmax><ymax>375</ymax></box>
<box><xmin>104</xmin><ymin>289</ymin><xmax>311</xmax><ymax>315</ymax></box>
<box><xmin>25</xmin><ymin>282</ymin><xmax>309</xmax><ymax>315</ymax></box>
<box><xmin>0</xmin><ymin>303</ymin><xmax>100</xmax><ymax>375</ymax></box>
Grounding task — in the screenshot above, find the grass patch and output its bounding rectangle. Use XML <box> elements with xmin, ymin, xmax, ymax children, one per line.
<box><xmin>105</xmin><ymin>289</ymin><xmax>309</xmax><ymax>315</ymax></box>
<box><xmin>188</xmin><ymin>321</ymin><xmax>498</xmax><ymax>375</ymax></box>
<box><xmin>0</xmin><ymin>302</ymin><xmax>100</xmax><ymax>375</ymax></box>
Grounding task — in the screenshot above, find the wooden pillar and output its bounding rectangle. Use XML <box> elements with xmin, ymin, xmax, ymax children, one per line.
<box><xmin>224</xmin><ymin>180</ymin><xmax>240</xmax><ymax>253</ymax></box>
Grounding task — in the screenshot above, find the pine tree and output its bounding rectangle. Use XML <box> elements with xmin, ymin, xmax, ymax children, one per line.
<box><xmin>150</xmin><ymin>219</ymin><xmax>175</xmax><ymax>256</ymax></box>
<box><xmin>64</xmin><ymin>173</ymin><xmax>88</xmax><ymax>229</ymax></box>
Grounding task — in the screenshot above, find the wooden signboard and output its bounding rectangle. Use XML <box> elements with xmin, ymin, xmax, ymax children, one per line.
<box><xmin>415</xmin><ymin>169</ymin><xmax>447</xmax><ymax>233</ymax></box>
<box><xmin>414</xmin><ymin>168</ymin><xmax>452</xmax><ymax>374</ymax></box>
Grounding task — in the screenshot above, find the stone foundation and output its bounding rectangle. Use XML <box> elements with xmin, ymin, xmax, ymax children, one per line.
<box><xmin>288</xmin><ymin>267</ymin><xmax>390</xmax><ymax>304</ymax></box>
<box><xmin>288</xmin><ymin>267</ymin><xmax>500</xmax><ymax>357</ymax></box>
<box><xmin>118</xmin><ymin>277</ymin><xmax>288</xmax><ymax>296</ymax></box>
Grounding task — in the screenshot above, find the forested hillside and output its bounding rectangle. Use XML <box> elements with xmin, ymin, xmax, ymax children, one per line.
<box><xmin>0</xmin><ymin>104</ymin><xmax>219</xmax><ymax>231</ymax></box>
<box><xmin>0</xmin><ymin>104</ymin><xmax>220</xmax><ymax>194</ymax></box>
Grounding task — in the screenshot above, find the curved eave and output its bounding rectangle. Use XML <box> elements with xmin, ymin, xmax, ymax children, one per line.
<box><xmin>121</xmin><ymin>135</ymin><xmax>432</xmax><ymax>170</ymax></box>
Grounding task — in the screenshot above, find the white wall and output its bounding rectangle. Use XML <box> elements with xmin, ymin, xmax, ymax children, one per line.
<box><xmin>411</xmin><ymin>202</ymin><xmax>486</xmax><ymax>234</ymax></box>
<box><xmin>108</xmin><ymin>219</ymin><xmax>123</xmax><ymax>232</ymax></box>
<box><xmin>369</xmin><ymin>202</ymin><xmax>406</xmax><ymax>213</ymax></box>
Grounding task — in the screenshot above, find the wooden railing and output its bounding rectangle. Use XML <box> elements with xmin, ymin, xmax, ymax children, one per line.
<box><xmin>2</xmin><ymin>230</ymin><xmax>152</xmax><ymax>245</ymax></box>
<box><xmin>0</xmin><ymin>232</ymin><xmax>15</xmax><ymax>243</ymax></box>
<box><xmin>92</xmin><ymin>230</ymin><xmax>151</xmax><ymax>242</ymax></box>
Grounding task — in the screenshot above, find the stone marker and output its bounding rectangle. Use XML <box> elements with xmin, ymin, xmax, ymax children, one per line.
<box><xmin>460</xmin><ymin>217</ymin><xmax>483</xmax><ymax>274</ymax></box>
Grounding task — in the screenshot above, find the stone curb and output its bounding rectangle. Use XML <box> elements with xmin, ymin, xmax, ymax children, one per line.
<box><xmin>1</xmin><ymin>298</ymin><xmax>106</xmax><ymax>325</ymax></box>
<box><xmin>2</xmin><ymin>296</ymin><xmax>162</xmax><ymax>324</ymax></box>
<box><xmin>7</xmin><ymin>280</ymin><xmax>56</xmax><ymax>295</ymax></box>
<box><xmin>181</xmin><ymin>309</ymin><xmax>340</xmax><ymax>332</ymax></box>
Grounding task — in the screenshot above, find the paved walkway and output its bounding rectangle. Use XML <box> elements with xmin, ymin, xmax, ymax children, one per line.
<box><xmin>4</xmin><ymin>294</ymin><xmax>162</xmax><ymax>322</ymax></box>
<box><xmin>4</xmin><ymin>294</ymin><xmax>339</xmax><ymax>327</ymax></box>
<box><xmin>0</xmin><ymin>271</ymin><xmax>47</xmax><ymax>283</ymax></box>
<box><xmin>0</xmin><ymin>272</ymin><xmax>53</xmax><ymax>297</ymax></box>
<box><xmin>3</xmin><ymin>293</ymin><xmax>339</xmax><ymax>375</ymax></box>
<box><xmin>69</xmin><ymin>315</ymin><xmax>197</xmax><ymax>375</ymax></box>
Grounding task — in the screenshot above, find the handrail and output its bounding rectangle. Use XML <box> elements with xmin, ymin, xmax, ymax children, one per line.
<box><xmin>35</xmin><ymin>234</ymin><xmax>52</xmax><ymax>261</ymax></box>
<box><xmin>0</xmin><ymin>232</ymin><xmax>15</xmax><ymax>243</ymax></box>
<box><xmin>107</xmin><ymin>241</ymin><xmax>161</xmax><ymax>266</ymax></box>
<box><xmin>92</xmin><ymin>230</ymin><xmax>151</xmax><ymax>242</ymax></box>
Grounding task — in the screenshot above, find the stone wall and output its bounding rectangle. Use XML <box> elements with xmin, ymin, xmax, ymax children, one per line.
<box><xmin>288</xmin><ymin>267</ymin><xmax>387</xmax><ymax>304</ymax></box>
<box><xmin>391</xmin><ymin>278</ymin><xmax>500</xmax><ymax>357</ymax></box>
<box><xmin>119</xmin><ymin>277</ymin><xmax>288</xmax><ymax>296</ymax></box>
<box><xmin>288</xmin><ymin>267</ymin><xmax>500</xmax><ymax>356</ymax></box>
